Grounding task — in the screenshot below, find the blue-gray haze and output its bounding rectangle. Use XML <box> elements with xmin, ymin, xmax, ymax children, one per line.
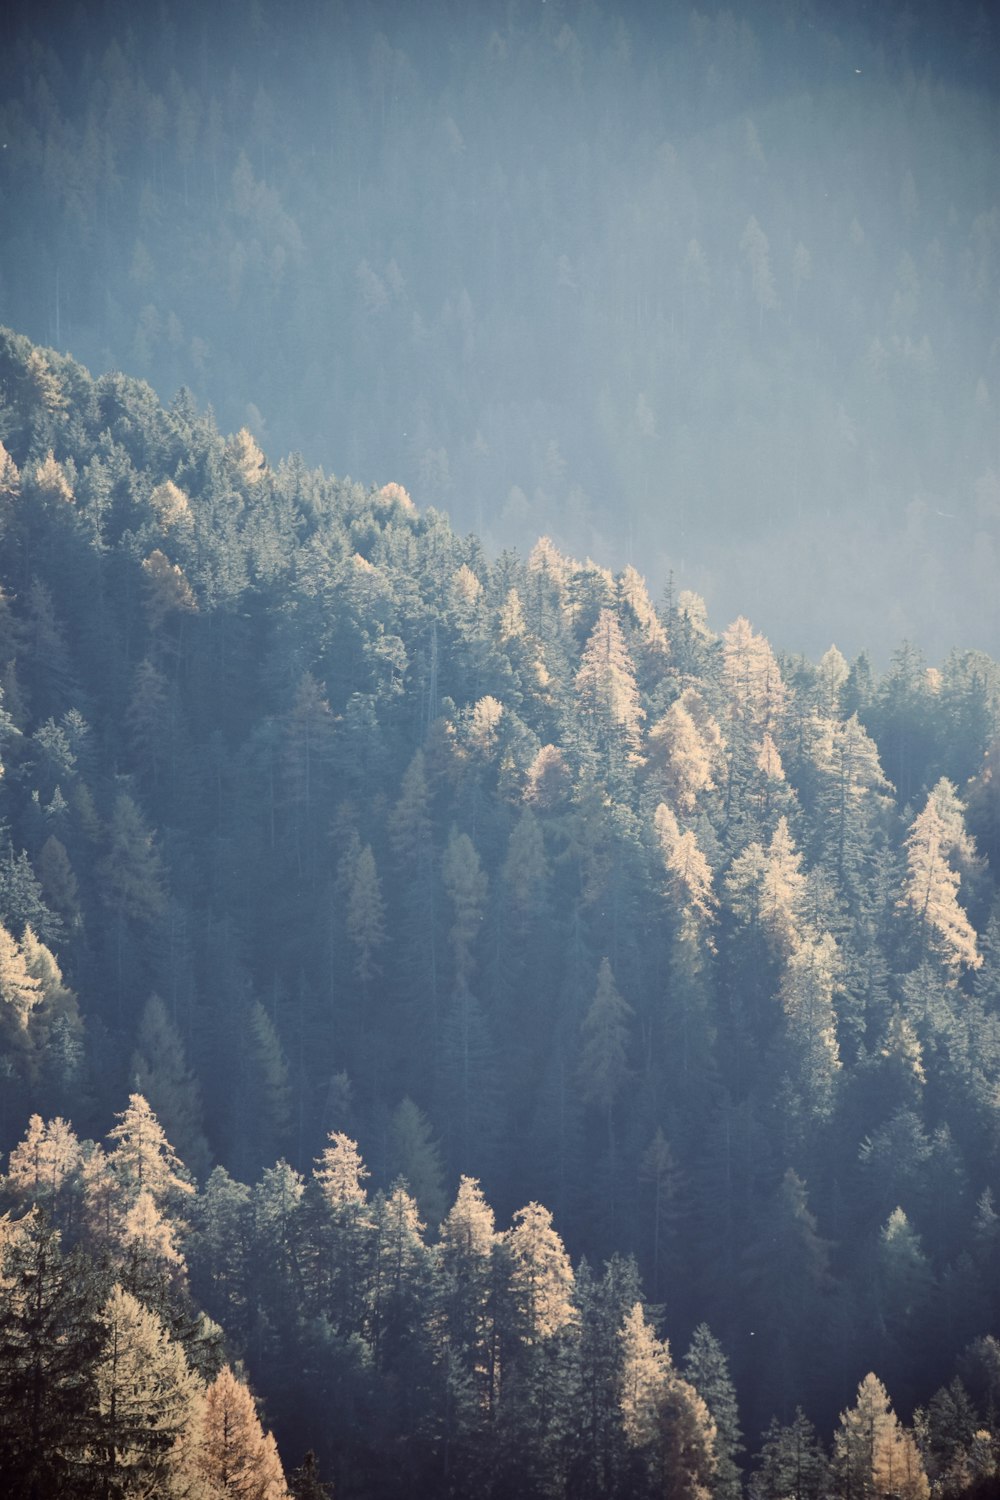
<box><xmin>1</xmin><ymin>0</ymin><xmax>997</xmax><ymax>660</ymax></box>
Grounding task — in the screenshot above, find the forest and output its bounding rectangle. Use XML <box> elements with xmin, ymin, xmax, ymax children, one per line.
<box><xmin>0</xmin><ymin>324</ymin><xmax>998</xmax><ymax>1496</ymax></box>
<box><xmin>1</xmin><ymin>0</ymin><xmax>999</xmax><ymax>658</ymax></box>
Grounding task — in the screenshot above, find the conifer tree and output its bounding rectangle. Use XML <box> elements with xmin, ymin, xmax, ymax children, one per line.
<box><xmin>439</xmin><ymin>1175</ymin><xmax>499</xmax><ymax>1409</ymax></box>
<box><xmin>900</xmin><ymin>780</ymin><xmax>982</xmax><ymax>971</ymax></box>
<box><xmin>0</xmin><ymin>1208</ymin><xmax>99</xmax><ymax>1496</ymax></box>
<box><xmin>779</xmin><ymin>931</ymin><xmax>842</xmax><ymax>1121</ymax></box>
<box><xmin>0</xmin><ymin>919</ymin><xmax>43</xmax><ymax>1031</ymax></box>
<box><xmin>647</xmin><ymin>691</ymin><xmax>722</xmax><ymax>814</ymax></box>
<box><xmin>442</xmin><ymin>829</ymin><xmax>488</xmax><ymax>988</ymax></box>
<box><xmin>312</xmin><ymin>1133</ymin><xmax>372</xmax><ymax>1331</ymax></box>
<box><xmin>575</xmin><ymin>606</ymin><xmax>645</xmax><ymax>779</ymax></box>
<box><xmin>683</xmin><ymin>1325</ymin><xmax>743</xmax><ymax>1500</ymax></box>
<box><xmin>620</xmin><ymin>1301</ymin><xmax>672</xmax><ymax>1450</ymax></box>
<box><xmin>386</xmin><ymin>1097</ymin><xmax>446</xmax><ymax>1228</ymax></box>
<box><xmin>506</xmin><ymin>1201</ymin><xmax>576</xmax><ymax>1342</ymax></box>
<box><xmin>833</xmin><ymin>1372</ymin><xmax>929</xmax><ymax>1500</ymax></box>
<box><xmin>344</xmin><ymin>843</ymin><xmax>386</xmax><ymax>987</ymax></box>
<box><xmin>131</xmin><ymin>994</ymin><xmax>210</xmax><ymax>1183</ymax></box>
<box><xmin>197</xmin><ymin>1364</ymin><xmax>290</xmax><ymax>1499</ymax></box>
<box><xmin>578</xmin><ymin>957</ymin><xmax>633</xmax><ymax>1145</ymax></box>
<box><xmin>751</xmin><ymin>1408</ymin><xmax>829</xmax><ymax>1500</ymax></box>
<box><xmin>93</xmin><ymin>1283</ymin><xmax>203</xmax><ymax>1498</ymax></box>
<box><xmin>3</xmin><ymin>1113</ymin><xmax>82</xmax><ymax>1224</ymax></box>
<box><xmin>107</xmin><ymin>1092</ymin><xmax>195</xmax><ymax>1210</ymax></box>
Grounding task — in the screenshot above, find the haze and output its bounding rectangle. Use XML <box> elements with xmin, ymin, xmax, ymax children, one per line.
<box><xmin>1</xmin><ymin>0</ymin><xmax>997</xmax><ymax>660</ymax></box>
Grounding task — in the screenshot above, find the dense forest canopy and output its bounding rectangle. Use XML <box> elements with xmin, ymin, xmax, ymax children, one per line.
<box><xmin>0</xmin><ymin>0</ymin><xmax>999</xmax><ymax>1492</ymax></box>
<box><xmin>0</xmin><ymin>324</ymin><xmax>998</xmax><ymax>1495</ymax></box>
<box><xmin>1</xmin><ymin>0</ymin><xmax>998</xmax><ymax>657</ymax></box>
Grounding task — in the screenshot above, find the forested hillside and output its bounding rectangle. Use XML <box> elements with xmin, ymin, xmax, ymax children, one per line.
<box><xmin>0</xmin><ymin>327</ymin><xmax>998</xmax><ymax>1494</ymax></box>
<box><xmin>2</xmin><ymin>0</ymin><xmax>998</xmax><ymax>656</ymax></box>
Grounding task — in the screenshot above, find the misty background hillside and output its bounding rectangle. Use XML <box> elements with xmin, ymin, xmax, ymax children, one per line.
<box><xmin>1</xmin><ymin>0</ymin><xmax>998</xmax><ymax>660</ymax></box>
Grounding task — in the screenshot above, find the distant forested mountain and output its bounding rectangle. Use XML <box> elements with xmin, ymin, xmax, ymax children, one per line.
<box><xmin>1</xmin><ymin>0</ymin><xmax>998</xmax><ymax>658</ymax></box>
<box><xmin>0</xmin><ymin>327</ymin><xmax>999</xmax><ymax>1494</ymax></box>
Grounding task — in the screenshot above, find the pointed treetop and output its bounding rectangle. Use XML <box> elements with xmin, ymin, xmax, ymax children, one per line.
<box><xmin>313</xmin><ymin>1131</ymin><xmax>369</xmax><ymax>1210</ymax></box>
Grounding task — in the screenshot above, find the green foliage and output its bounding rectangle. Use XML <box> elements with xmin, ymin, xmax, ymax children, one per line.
<box><xmin>0</xmin><ymin>314</ymin><xmax>995</xmax><ymax>1492</ymax></box>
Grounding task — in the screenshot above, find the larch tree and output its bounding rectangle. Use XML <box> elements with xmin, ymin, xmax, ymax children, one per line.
<box><xmin>197</xmin><ymin>1364</ymin><xmax>290</xmax><ymax>1499</ymax></box>
<box><xmin>3</xmin><ymin>1113</ymin><xmax>82</xmax><ymax>1219</ymax></box>
<box><xmin>19</xmin><ymin>928</ymin><xmax>83</xmax><ymax>1108</ymax></box>
<box><xmin>646</xmin><ymin>691</ymin><xmax>722</xmax><ymax>815</ymax></box>
<box><xmin>438</xmin><ymin>1175</ymin><xmax>498</xmax><ymax>1410</ymax></box>
<box><xmin>131</xmin><ymin>994</ymin><xmax>210</xmax><ymax>1184</ymax></box>
<box><xmin>312</xmin><ymin>1132</ymin><xmax>372</xmax><ymax>1331</ymax></box>
<box><xmin>149</xmin><ymin>478</ymin><xmax>192</xmax><ymax>532</ymax></box>
<box><xmin>760</xmin><ymin>817</ymin><xmax>809</xmax><ymax>958</ymax></box>
<box><xmin>721</xmin><ymin>616</ymin><xmax>786</xmax><ymax>825</ymax></box>
<box><xmin>619</xmin><ymin>1301</ymin><xmax>672</xmax><ymax>1450</ymax></box>
<box><xmin>92</xmin><ymin>1283</ymin><xmax>203</xmax><ymax>1498</ymax></box>
<box><xmin>121</xmin><ymin>1187</ymin><xmax>188</xmax><ymax>1302</ymax></box>
<box><xmin>141</xmin><ymin>550</ymin><xmax>198</xmax><ymax>634</ymax></box>
<box><xmin>813</xmin><ymin>713</ymin><xmax>892</xmax><ymax>892</ymax></box>
<box><xmin>654</xmin><ymin>802</ymin><xmax>716</xmax><ymax>936</ymax></box>
<box><xmin>575</xmin><ymin>606</ymin><xmax>645</xmax><ymax>777</ymax></box>
<box><xmin>833</xmin><ymin>1372</ymin><xmax>929</xmax><ymax>1500</ymax></box>
<box><xmin>0</xmin><ymin>923</ymin><xmax>43</xmax><ymax>1073</ymax></box>
<box><xmin>227</xmin><ymin>426</ymin><xmax>268</xmax><ymax>489</ymax></box>
<box><xmin>506</xmin><ymin>1201</ymin><xmax>576</xmax><ymax>1344</ymax></box>
<box><xmin>499</xmin><ymin>1201</ymin><xmax>578</xmax><ymax>1494</ymax></box>
<box><xmin>900</xmin><ymin>781</ymin><xmax>982</xmax><ymax>971</ymax></box>
<box><xmin>618</xmin><ymin>564</ymin><xmax>670</xmax><ymax>674</ymax></box>
<box><xmin>620</xmin><ymin>1301</ymin><xmax>716</xmax><ymax>1500</ymax></box>
<box><xmin>106</xmin><ymin>1092</ymin><xmax>195</xmax><ymax>1211</ymax></box>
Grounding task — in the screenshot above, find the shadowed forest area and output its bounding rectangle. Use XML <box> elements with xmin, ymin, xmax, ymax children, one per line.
<box><xmin>0</xmin><ymin>325</ymin><xmax>998</xmax><ymax>1494</ymax></box>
